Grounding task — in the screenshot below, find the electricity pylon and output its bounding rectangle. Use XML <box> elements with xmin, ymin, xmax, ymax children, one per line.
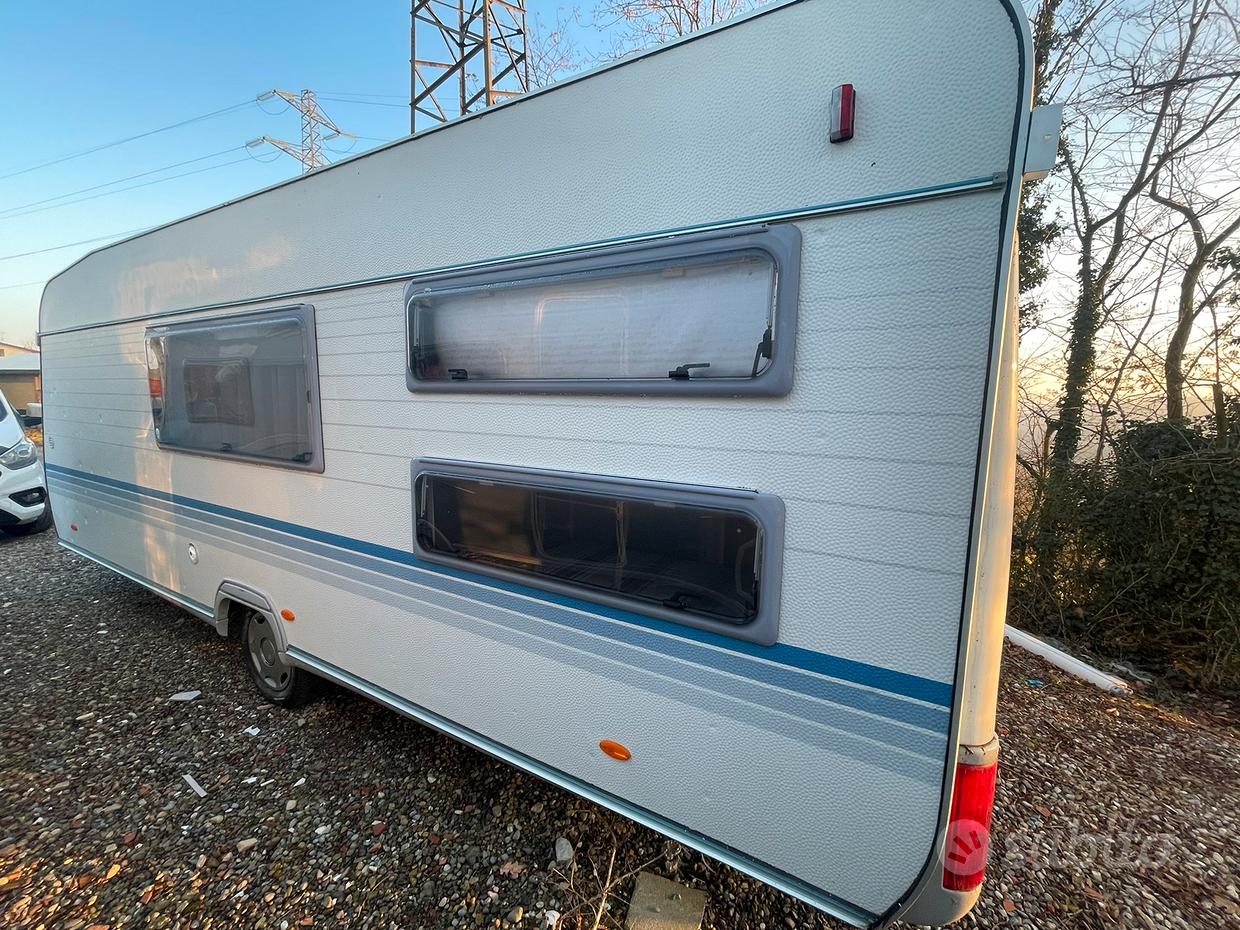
<box><xmin>410</xmin><ymin>0</ymin><xmax>530</xmax><ymax>133</ymax></box>
<box><xmin>247</xmin><ymin>89</ymin><xmax>352</xmax><ymax>173</ymax></box>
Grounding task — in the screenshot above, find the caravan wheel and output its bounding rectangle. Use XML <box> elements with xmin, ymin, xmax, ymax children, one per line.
<box><xmin>240</xmin><ymin>609</ymin><xmax>320</xmax><ymax>707</ymax></box>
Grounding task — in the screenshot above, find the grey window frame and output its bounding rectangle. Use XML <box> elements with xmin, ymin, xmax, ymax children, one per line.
<box><xmin>144</xmin><ymin>304</ymin><xmax>325</xmax><ymax>473</ymax></box>
<box><xmin>411</xmin><ymin>458</ymin><xmax>785</xmax><ymax>644</ymax></box>
<box><xmin>404</xmin><ymin>224</ymin><xmax>801</xmax><ymax>396</ymax></box>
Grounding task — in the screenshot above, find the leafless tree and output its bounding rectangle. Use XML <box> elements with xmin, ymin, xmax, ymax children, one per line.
<box><xmin>1148</xmin><ymin>187</ymin><xmax>1240</xmax><ymax>419</ymax></box>
<box><xmin>1132</xmin><ymin>0</ymin><xmax>1240</xmax><ymax>421</ymax></box>
<box><xmin>527</xmin><ymin>6</ymin><xmax>589</xmax><ymax>88</ymax></box>
<box><xmin>1040</xmin><ymin>0</ymin><xmax>1240</xmax><ymax>468</ymax></box>
<box><xmin>592</xmin><ymin>0</ymin><xmax>761</xmax><ymax>57</ymax></box>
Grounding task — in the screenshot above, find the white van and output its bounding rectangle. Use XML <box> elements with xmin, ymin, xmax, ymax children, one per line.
<box><xmin>36</xmin><ymin>1</ymin><xmax>1058</xmax><ymax>923</ymax></box>
<box><xmin>0</xmin><ymin>388</ymin><xmax>50</xmax><ymax>536</ymax></box>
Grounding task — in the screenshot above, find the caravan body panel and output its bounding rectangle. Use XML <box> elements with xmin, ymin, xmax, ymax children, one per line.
<box><xmin>39</xmin><ymin>1</ymin><xmax>1030</xmax><ymax>922</ymax></box>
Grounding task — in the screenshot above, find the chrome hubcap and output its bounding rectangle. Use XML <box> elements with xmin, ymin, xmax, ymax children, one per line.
<box><xmin>247</xmin><ymin>613</ymin><xmax>290</xmax><ymax>691</ymax></box>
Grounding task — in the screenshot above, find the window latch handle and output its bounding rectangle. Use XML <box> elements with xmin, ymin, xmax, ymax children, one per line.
<box><xmin>668</xmin><ymin>362</ymin><xmax>711</xmax><ymax>380</ymax></box>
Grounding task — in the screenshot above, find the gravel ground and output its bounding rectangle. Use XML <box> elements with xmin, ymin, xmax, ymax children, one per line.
<box><xmin>1</xmin><ymin>529</ymin><xmax>1237</xmax><ymax>930</ymax></box>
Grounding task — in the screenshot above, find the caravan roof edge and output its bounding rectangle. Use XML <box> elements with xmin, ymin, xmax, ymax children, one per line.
<box><xmin>36</xmin><ymin>174</ymin><xmax>1002</xmax><ymax>338</ymax></box>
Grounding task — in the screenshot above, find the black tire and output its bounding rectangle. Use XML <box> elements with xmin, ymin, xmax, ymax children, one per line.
<box><xmin>1</xmin><ymin>506</ymin><xmax>53</xmax><ymax>537</ymax></box>
<box><xmin>240</xmin><ymin>608</ymin><xmax>321</xmax><ymax>707</ymax></box>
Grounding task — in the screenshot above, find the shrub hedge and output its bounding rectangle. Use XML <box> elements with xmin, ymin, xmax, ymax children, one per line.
<box><xmin>1011</xmin><ymin>410</ymin><xmax>1240</xmax><ymax>690</ymax></box>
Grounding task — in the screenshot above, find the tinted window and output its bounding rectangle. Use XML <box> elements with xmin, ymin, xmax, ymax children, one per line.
<box><xmin>415</xmin><ymin>472</ymin><xmax>764</xmax><ymax>624</ymax></box>
<box><xmin>145</xmin><ymin>305</ymin><xmax>322</xmax><ymax>470</ymax></box>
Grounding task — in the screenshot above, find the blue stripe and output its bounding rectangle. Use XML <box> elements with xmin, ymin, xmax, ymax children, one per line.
<box><xmin>61</xmin><ymin>479</ymin><xmax>947</xmax><ymax>774</ymax></box>
<box><xmin>46</xmin><ymin>462</ymin><xmax>954</xmax><ymax>708</ymax></box>
<box><xmin>54</xmin><ymin>473</ymin><xmax>949</xmax><ymax>741</ymax></box>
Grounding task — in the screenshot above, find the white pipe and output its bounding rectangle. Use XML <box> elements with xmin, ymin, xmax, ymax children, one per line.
<box><xmin>1004</xmin><ymin>624</ymin><xmax>1131</xmax><ymax>694</ymax></box>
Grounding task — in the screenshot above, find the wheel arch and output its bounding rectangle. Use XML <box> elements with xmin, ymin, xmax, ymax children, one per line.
<box><xmin>213</xmin><ymin>580</ymin><xmax>288</xmax><ymax>654</ymax></box>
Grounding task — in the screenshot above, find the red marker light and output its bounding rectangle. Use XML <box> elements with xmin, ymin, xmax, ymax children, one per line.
<box><xmin>830</xmin><ymin>83</ymin><xmax>856</xmax><ymax>143</ymax></box>
<box><xmin>942</xmin><ymin>759</ymin><xmax>999</xmax><ymax>891</ymax></box>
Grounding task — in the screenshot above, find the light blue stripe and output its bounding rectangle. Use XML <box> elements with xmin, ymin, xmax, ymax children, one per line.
<box><xmin>46</xmin><ymin>463</ymin><xmax>955</xmax><ymax>711</ymax></box>
<box><xmin>55</xmin><ymin>477</ymin><xmax>948</xmax><ymax>765</ymax></box>
<box><xmin>67</xmin><ymin>478</ymin><xmax>945</xmax><ymax>775</ymax></box>
<box><xmin>56</xmin><ymin>472</ymin><xmax>949</xmax><ymax>735</ymax></box>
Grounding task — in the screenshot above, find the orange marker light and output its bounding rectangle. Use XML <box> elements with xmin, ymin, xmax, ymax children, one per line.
<box><xmin>280</xmin><ymin>609</ymin><xmax>296</xmax><ymax>622</ymax></box>
<box><xmin>599</xmin><ymin>740</ymin><xmax>632</xmax><ymax>762</ymax></box>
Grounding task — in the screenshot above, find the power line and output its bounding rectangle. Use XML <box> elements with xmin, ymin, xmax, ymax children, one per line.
<box><xmin>324</xmin><ymin>134</ymin><xmax>396</xmax><ymax>154</ymax></box>
<box><xmin>0</xmin><ymin>228</ymin><xmax>151</xmax><ymax>263</ymax></box>
<box><xmin>320</xmin><ymin>96</ymin><xmax>408</xmax><ymax>109</ymax></box>
<box><xmin>318</xmin><ymin>91</ymin><xmax>407</xmax><ymax>99</ymax></box>
<box><xmin>0</xmin><ymin>279</ymin><xmax>47</xmax><ymax>290</ymax></box>
<box><xmin>0</xmin><ymin>155</ymin><xmax>262</xmax><ymax>222</ymax></box>
<box><xmin>0</xmin><ymin>147</ymin><xmax>244</xmax><ymax>217</ymax></box>
<box><xmin>0</xmin><ymin>100</ymin><xmax>255</xmax><ymax>182</ymax></box>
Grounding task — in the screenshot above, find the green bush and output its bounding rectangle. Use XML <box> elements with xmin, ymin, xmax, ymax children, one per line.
<box><xmin>1012</xmin><ymin>410</ymin><xmax>1240</xmax><ymax>689</ymax></box>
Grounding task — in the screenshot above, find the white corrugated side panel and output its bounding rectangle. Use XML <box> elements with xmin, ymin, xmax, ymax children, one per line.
<box><xmin>40</xmin><ymin>192</ymin><xmax>1000</xmax><ymax>682</ymax></box>
<box><xmin>37</xmin><ymin>0</ymin><xmax>1025</xmax><ymax>919</ymax></box>
<box><xmin>39</xmin><ymin>193</ymin><xmax>1004</xmax><ymax>916</ymax></box>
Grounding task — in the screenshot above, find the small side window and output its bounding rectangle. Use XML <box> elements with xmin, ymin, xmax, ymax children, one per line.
<box><xmin>406</xmin><ymin>225</ymin><xmax>800</xmax><ymax>396</ymax></box>
<box><xmin>412</xmin><ymin>459</ymin><xmax>784</xmax><ymax>643</ymax></box>
<box><xmin>145</xmin><ymin>305</ymin><xmax>323</xmax><ymax>471</ymax></box>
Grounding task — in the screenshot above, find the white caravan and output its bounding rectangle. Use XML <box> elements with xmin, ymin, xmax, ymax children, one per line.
<box><xmin>38</xmin><ymin>1</ymin><xmax>1058</xmax><ymax>923</ymax></box>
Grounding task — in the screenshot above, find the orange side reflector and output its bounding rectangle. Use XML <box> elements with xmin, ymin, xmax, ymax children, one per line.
<box><xmin>599</xmin><ymin>739</ymin><xmax>631</xmax><ymax>761</ymax></box>
<box><xmin>280</xmin><ymin>609</ymin><xmax>296</xmax><ymax>622</ymax></box>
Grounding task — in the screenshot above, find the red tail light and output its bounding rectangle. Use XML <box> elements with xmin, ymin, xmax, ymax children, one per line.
<box><xmin>148</xmin><ymin>376</ymin><xmax>163</xmax><ymax>399</ymax></box>
<box><xmin>830</xmin><ymin>83</ymin><xmax>856</xmax><ymax>143</ymax></box>
<box><xmin>942</xmin><ymin>760</ymin><xmax>998</xmax><ymax>891</ymax></box>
